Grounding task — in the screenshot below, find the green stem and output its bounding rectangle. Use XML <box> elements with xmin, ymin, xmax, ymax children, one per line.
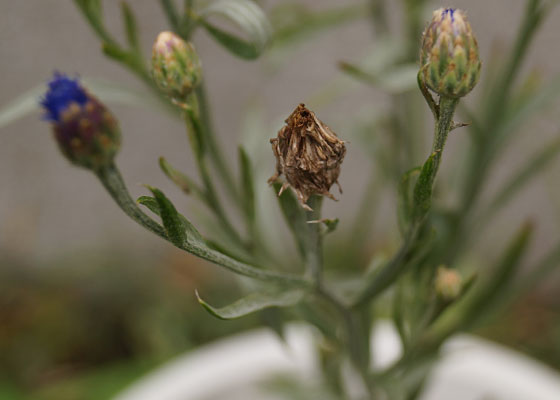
<box><xmin>431</xmin><ymin>97</ymin><xmax>459</xmax><ymax>174</ymax></box>
<box><xmin>194</xmin><ymin>84</ymin><xmax>241</xmax><ymax>206</ymax></box>
<box><xmin>184</xmin><ymin>101</ymin><xmax>246</xmax><ymax>250</ymax></box>
<box><xmin>305</xmin><ymin>196</ymin><xmax>324</xmax><ymax>284</ymax></box>
<box><xmin>353</xmin><ymin>225</ymin><xmax>419</xmax><ymax>307</ymax></box>
<box><xmin>178</xmin><ymin>238</ymin><xmax>310</xmax><ymax>287</ymax></box>
<box><xmin>302</xmin><ymin>195</ymin><xmax>372</xmax><ymax>395</ymax></box>
<box><xmin>353</xmin><ymin>96</ymin><xmax>458</xmax><ymax>308</ymax></box>
<box><xmin>95</xmin><ymin>164</ymin><xmax>167</xmax><ymax>239</ymax></box>
<box><xmin>96</xmin><ymin>165</ymin><xmax>308</xmax><ymax>287</ymax></box>
<box><xmin>160</xmin><ymin>0</ymin><xmax>181</xmax><ymax>32</ymax></box>
<box><xmin>316</xmin><ymin>288</ymin><xmax>373</xmax><ymax>397</ymax></box>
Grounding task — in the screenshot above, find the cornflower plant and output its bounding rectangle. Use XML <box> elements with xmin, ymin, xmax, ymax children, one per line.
<box><xmin>20</xmin><ymin>0</ymin><xmax>560</xmax><ymax>398</ymax></box>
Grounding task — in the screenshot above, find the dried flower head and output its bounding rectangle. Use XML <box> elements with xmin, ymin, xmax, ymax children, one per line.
<box><xmin>420</xmin><ymin>8</ymin><xmax>481</xmax><ymax>98</ymax></box>
<box><xmin>268</xmin><ymin>104</ymin><xmax>346</xmax><ymax>210</ymax></box>
<box><xmin>41</xmin><ymin>73</ymin><xmax>120</xmax><ymax>170</ymax></box>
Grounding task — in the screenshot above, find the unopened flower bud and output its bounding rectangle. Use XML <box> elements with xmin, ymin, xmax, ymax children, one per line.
<box><xmin>420</xmin><ymin>8</ymin><xmax>481</xmax><ymax>98</ymax></box>
<box><xmin>269</xmin><ymin>104</ymin><xmax>346</xmax><ymax>210</ymax></box>
<box><xmin>40</xmin><ymin>73</ymin><xmax>120</xmax><ymax>170</ymax></box>
<box><xmin>435</xmin><ymin>266</ymin><xmax>462</xmax><ymax>301</ymax></box>
<box><xmin>151</xmin><ymin>31</ymin><xmax>202</xmax><ymax>103</ymax></box>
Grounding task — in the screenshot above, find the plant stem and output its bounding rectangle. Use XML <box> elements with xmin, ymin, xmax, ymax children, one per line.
<box><xmin>306</xmin><ymin>196</ymin><xmax>324</xmax><ymax>284</ymax></box>
<box><xmin>194</xmin><ymin>84</ymin><xmax>241</xmax><ymax>206</ymax></box>
<box><xmin>352</xmin><ymin>96</ymin><xmax>458</xmax><ymax>307</ymax></box>
<box><xmin>431</xmin><ymin>97</ymin><xmax>458</xmax><ymax>175</ymax></box>
<box><xmin>316</xmin><ymin>287</ymin><xmax>373</xmax><ymax>397</ymax></box>
<box><xmin>183</xmin><ymin>100</ymin><xmax>246</xmax><ymax>250</ymax></box>
<box><xmin>302</xmin><ymin>195</ymin><xmax>372</xmax><ymax>395</ymax></box>
<box><xmin>95</xmin><ymin>164</ymin><xmax>167</xmax><ymax>239</ymax></box>
<box><xmin>96</xmin><ymin>164</ymin><xmax>309</xmax><ymax>287</ymax></box>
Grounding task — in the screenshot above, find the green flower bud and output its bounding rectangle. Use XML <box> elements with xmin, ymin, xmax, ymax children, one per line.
<box><xmin>420</xmin><ymin>8</ymin><xmax>481</xmax><ymax>98</ymax></box>
<box><xmin>41</xmin><ymin>73</ymin><xmax>121</xmax><ymax>170</ymax></box>
<box><xmin>435</xmin><ymin>266</ymin><xmax>462</xmax><ymax>301</ymax></box>
<box><xmin>151</xmin><ymin>31</ymin><xmax>202</xmax><ymax>103</ymax></box>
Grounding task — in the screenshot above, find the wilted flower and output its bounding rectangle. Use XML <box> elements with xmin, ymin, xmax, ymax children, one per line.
<box><xmin>40</xmin><ymin>73</ymin><xmax>120</xmax><ymax>170</ymax></box>
<box><xmin>151</xmin><ymin>31</ymin><xmax>202</xmax><ymax>103</ymax></box>
<box><xmin>269</xmin><ymin>104</ymin><xmax>346</xmax><ymax>210</ymax></box>
<box><xmin>420</xmin><ymin>8</ymin><xmax>481</xmax><ymax>98</ymax></box>
<box><xmin>435</xmin><ymin>266</ymin><xmax>462</xmax><ymax>301</ymax></box>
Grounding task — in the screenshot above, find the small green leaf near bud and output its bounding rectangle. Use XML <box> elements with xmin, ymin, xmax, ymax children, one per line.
<box><xmin>151</xmin><ymin>31</ymin><xmax>202</xmax><ymax>103</ymax></box>
<box><xmin>420</xmin><ymin>8</ymin><xmax>481</xmax><ymax>98</ymax></box>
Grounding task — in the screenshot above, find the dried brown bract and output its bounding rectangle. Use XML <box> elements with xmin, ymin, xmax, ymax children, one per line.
<box><xmin>268</xmin><ymin>104</ymin><xmax>346</xmax><ymax>210</ymax></box>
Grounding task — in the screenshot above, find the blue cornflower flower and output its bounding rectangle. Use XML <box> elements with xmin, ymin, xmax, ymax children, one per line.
<box><xmin>40</xmin><ymin>72</ymin><xmax>121</xmax><ymax>170</ymax></box>
<box><xmin>40</xmin><ymin>73</ymin><xmax>88</xmax><ymax>122</ymax></box>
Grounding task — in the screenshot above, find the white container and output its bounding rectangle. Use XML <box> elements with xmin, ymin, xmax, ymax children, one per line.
<box><xmin>114</xmin><ymin>323</ymin><xmax>560</xmax><ymax>400</ymax></box>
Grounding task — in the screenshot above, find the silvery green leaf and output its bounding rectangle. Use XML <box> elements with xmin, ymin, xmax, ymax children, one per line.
<box><xmin>487</xmin><ymin>136</ymin><xmax>560</xmax><ymax>215</ymax></box>
<box><xmin>238</xmin><ymin>147</ymin><xmax>256</xmax><ymax>223</ymax></box>
<box><xmin>199</xmin><ymin>0</ymin><xmax>272</xmax><ymax>59</ymax></box>
<box><xmin>398</xmin><ymin>167</ymin><xmax>421</xmax><ymax>234</ymax></box>
<box><xmin>340</xmin><ymin>62</ymin><xmax>418</xmax><ymax>94</ymax></box>
<box><xmin>143</xmin><ymin>186</ymin><xmax>204</xmax><ymax>246</ymax></box>
<box><xmin>0</xmin><ymin>85</ymin><xmax>44</xmax><ymax>129</ymax></box>
<box><xmin>322</xmin><ymin>218</ymin><xmax>339</xmax><ymax>234</ymax></box>
<box><xmin>0</xmin><ymin>78</ymin><xmax>172</xmax><ymax>130</ymax></box>
<box><xmin>269</xmin><ymin>3</ymin><xmax>366</xmax><ymax>48</ymax></box>
<box><xmin>413</xmin><ymin>152</ymin><xmax>437</xmax><ymax>220</ymax></box>
<box><xmin>121</xmin><ymin>2</ymin><xmax>140</xmax><ymax>51</ymax></box>
<box><xmin>159</xmin><ymin>157</ymin><xmax>205</xmax><ymax>200</ymax></box>
<box><xmin>196</xmin><ymin>287</ymin><xmax>305</xmax><ymax>320</ymax></box>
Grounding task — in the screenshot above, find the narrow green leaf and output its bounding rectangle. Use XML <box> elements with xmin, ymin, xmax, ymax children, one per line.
<box><xmin>339</xmin><ymin>62</ymin><xmax>418</xmax><ymax>94</ymax></box>
<box><xmin>138</xmin><ymin>196</ymin><xmax>309</xmax><ymax>287</ymax></box>
<box><xmin>160</xmin><ymin>0</ymin><xmax>181</xmax><ymax>33</ymax></box>
<box><xmin>159</xmin><ymin>156</ymin><xmax>204</xmax><ymax>199</ymax></box>
<box><xmin>102</xmin><ymin>42</ymin><xmax>131</xmax><ymax>62</ymax></box>
<box><xmin>147</xmin><ymin>186</ymin><xmax>186</xmax><ymax>246</ymax></box>
<box><xmin>196</xmin><ymin>288</ymin><xmax>305</xmax><ymax>320</ymax></box>
<box><xmin>260</xmin><ymin>308</ymin><xmax>286</xmax><ymax>341</ymax></box>
<box><xmin>137</xmin><ymin>196</ymin><xmax>160</xmax><ymax>215</ymax></box>
<box><xmin>273</xmin><ymin>182</ymin><xmax>309</xmax><ymax>258</ymax></box>
<box><xmin>498</xmin><ymin>73</ymin><xmax>560</xmax><ymax>144</ymax></box>
<box><xmin>73</xmin><ymin>0</ymin><xmax>117</xmax><ymax>46</ymax></box>
<box><xmin>0</xmin><ymin>78</ymin><xmax>174</xmax><ymax>130</ymax></box>
<box><xmin>146</xmin><ymin>186</ymin><xmax>204</xmax><ymax>246</ymax></box>
<box><xmin>488</xmin><ymin>136</ymin><xmax>560</xmax><ymax>214</ymax></box>
<box><xmin>121</xmin><ymin>2</ymin><xmax>140</xmax><ymax>51</ymax></box>
<box><xmin>200</xmin><ymin>22</ymin><xmax>260</xmax><ymax>59</ymax></box>
<box><xmin>0</xmin><ymin>85</ymin><xmax>44</xmax><ymax>129</ymax></box>
<box><xmin>412</xmin><ymin>153</ymin><xmax>437</xmax><ymax>220</ymax></box>
<box><xmin>398</xmin><ymin>167</ymin><xmax>421</xmax><ymax>234</ymax></box>
<box><xmin>429</xmin><ymin>222</ymin><xmax>534</xmax><ymax>341</ymax></box>
<box><xmin>322</xmin><ymin>218</ymin><xmax>339</xmax><ymax>234</ymax></box>
<box><xmin>480</xmin><ymin>222</ymin><xmax>534</xmax><ymax>310</ymax></box>
<box><xmin>238</xmin><ymin>147</ymin><xmax>255</xmax><ymax>223</ymax></box>
<box><xmin>199</xmin><ymin>0</ymin><xmax>272</xmax><ymax>59</ymax></box>
<box><xmin>270</xmin><ymin>3</ymin><xmax>366</xmax><ymax>48</ymax></box>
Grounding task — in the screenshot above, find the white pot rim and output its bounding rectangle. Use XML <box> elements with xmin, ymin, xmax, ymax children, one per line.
<box><xmin>114</xmin><ymin>322</ymin><xmax>560</xmax><ymax>400</ymax></box>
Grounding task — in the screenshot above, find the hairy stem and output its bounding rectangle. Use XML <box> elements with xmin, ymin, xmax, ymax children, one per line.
<box><xmin>305</xmin><ymin>195</ymin><xmax>324</xmax><ymax>284</ymax></box>
<box><xmin>95</xmin><ymin>164</ymin><xmax>167</xmax><ymax>239</ymax></box>
<box><xmin>184</xmin><ymin>99</ymin><xmax>246</xmax><ymax>249</ymax></box>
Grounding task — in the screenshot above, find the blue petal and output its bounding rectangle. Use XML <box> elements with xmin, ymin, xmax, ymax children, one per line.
<box><xmin>40</xmin><ymin>72</ymin><xmax>88</xmax><ymax>122</ymax></box>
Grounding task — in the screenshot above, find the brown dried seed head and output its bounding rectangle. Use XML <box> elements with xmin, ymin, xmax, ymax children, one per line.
<box><xmin>268</xmin><ymin>104</ymin><xmax>346</xmax><ymax>209</ymax></box>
